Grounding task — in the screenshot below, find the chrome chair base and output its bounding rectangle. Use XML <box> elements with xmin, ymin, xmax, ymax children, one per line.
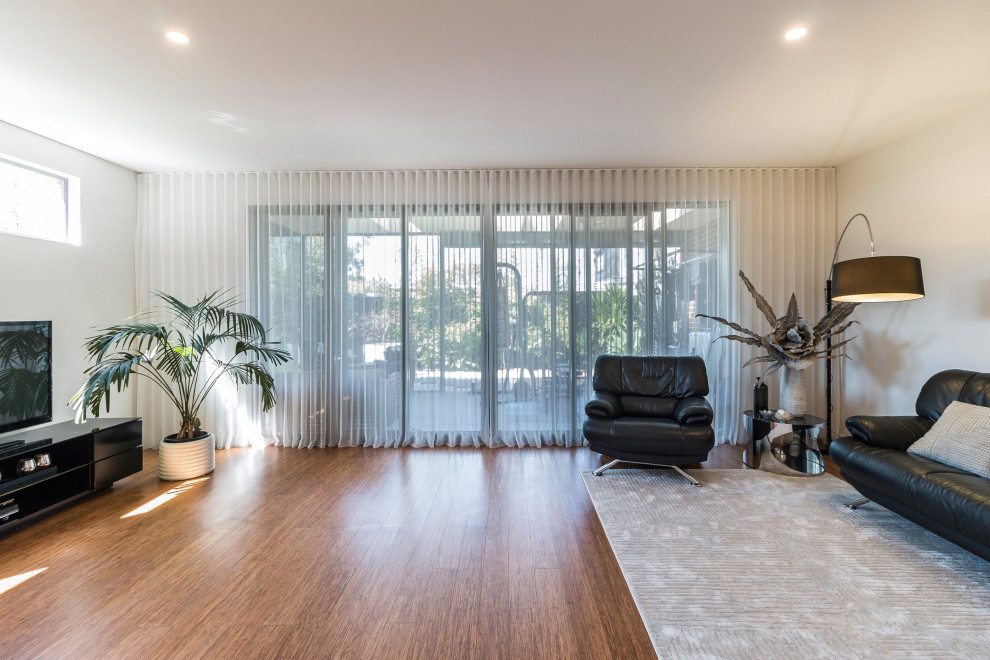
<box><xmin>592</xmin><ymin>459</ymin><xmax>702</xmax><ymax>487</ymax></box>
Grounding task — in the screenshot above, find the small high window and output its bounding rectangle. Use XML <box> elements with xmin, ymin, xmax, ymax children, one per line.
<box><xmin>0</xmin><ymin>154</ymin><xmax>79</xmax><ymax>244</ymax></box>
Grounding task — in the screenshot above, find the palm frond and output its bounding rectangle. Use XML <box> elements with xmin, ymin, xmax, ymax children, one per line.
<box><xmin>82</xmin><ymin>323</ymin><xmax>169</xmax><ymax>361</ymax></box>
<box><xmin>151</xmin><ymin>291</ymin><xmax>199</xmax><ymax>329</ymax></box>
<box><xmin>192</xmin><ymin>332</ymin><xmax>226</xmax><ymax>356</ymax></box>
<box><xmin>226</xmin><ymin>362</ymin><xmax>278</xmax><ymax>410</ymax></box>
<box><xmin>74</xmin><ymin>351</ymin><xmax>181</xmax><ymax>419</ymax></box>
<box><xmin>234</xmin><ymin>340</ymin><xmax>292</xmax><ymax>365</ymax></box>
<box><xmin>199</xmin><ymin>291</ymin><xmax>245</xmax><ymax>329</ymax></box>
<box><xmin>152</xmin><ymin>342</ymin><xmax>195</xmax><ymax>382</ymax></box>
<box><xmin>221</xmin><ymin>309</ymin><xmax>267</xmax><ymax>341</ymax></box>
<box><xmin>192</xmin><ymin>294</ymin><xmax>228</xmax><ymax>331</ymax></box>
<box><xmin>192</xmin><ymin>361</ymin><xmax>279</xmax><ymax>415</ymax></box>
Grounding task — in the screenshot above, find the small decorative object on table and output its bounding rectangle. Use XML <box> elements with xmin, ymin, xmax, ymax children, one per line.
<box><xmin>697</xmin><ymin>271</ymin><xmax>859</xmax><ymax>417</ymax></box>
<box><xmin>772</xmin><ymin>409</ymin><xmax>793</xmax><ymax>422</ymax></box>
<box><xmin>753</xmin><ymin>378</ymin><xmax>769</xmax><ymax>413</ymax></box>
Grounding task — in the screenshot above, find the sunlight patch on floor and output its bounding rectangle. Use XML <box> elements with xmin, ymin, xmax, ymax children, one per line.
<box><xmin>120</xmin><ymin>477</ymin><xmax>210</xmax><ymax>518</ymax></box>
<box><xmin>0</xmin><ymin>568</ymin><xmax>47</xmax><ymax>596</ymax></box>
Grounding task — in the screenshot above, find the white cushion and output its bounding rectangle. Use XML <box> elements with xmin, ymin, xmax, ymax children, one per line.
<box><xmin>908</xmin><ymin>401</ymin><xmax>990</xmax><ymax>479</ymax></box>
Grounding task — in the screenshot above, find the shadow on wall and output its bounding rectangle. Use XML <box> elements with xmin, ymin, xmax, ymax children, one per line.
<box><xmin>849</xmin><ymin>303</ymin><xmax>934</xmax><ymax>392</ymax></box>
<box><xmin>842</xmin><ymin>321</ymin><xmax>925</xmax><ymax>429</ymax></box>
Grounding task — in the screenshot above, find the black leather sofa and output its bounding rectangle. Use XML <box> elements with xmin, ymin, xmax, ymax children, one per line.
<box><xmin>831</xmin><ymin>369</ymin><xmax>990</xmax><ymax>561</ymax></box>
<box><xmin>583</xmin><ymin>355</ymin><xmax>715</xmax><ymax>486</ymax></box>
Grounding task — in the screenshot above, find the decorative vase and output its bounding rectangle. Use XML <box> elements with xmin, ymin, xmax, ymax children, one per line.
<box><xmin>158</xmin><ymin>432</ymin><xmax>215</xmax><ymax>481</ymax></box>
<box><xmin>753</xmin><ymin>378</ymin><xmax>769</xmax><ymax>413</ymax></box>
<box><xmin>779</xmin><ymin>367</ymin><xmax>809</xmax><ymax>417</ymax></box>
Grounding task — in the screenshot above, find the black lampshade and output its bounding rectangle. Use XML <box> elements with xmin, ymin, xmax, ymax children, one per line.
<box><xmin>830</xmin><ymin>256</ymin><xmax>925</xmax><ymax>302</ymax></box>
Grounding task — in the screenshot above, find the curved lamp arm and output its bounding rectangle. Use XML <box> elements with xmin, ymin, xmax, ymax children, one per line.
<box><xmin>829</xmin><ymin>212</ymin><xmax>874</xmax><ymax>278</ymax></box>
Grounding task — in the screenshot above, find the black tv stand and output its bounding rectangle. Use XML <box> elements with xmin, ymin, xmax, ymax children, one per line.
<box><xmin>0</xmin><ymin>437</ymin><xmax>52</xmax><ymax>460</ymax></box>
<box><xmin>0</xmin><ymin>418</ymin><xmax>142</xmax><ymax>535</ymax></box>
<box><xmin>0</xmin><ymin>439</ymin><xmax>27</xmax><ymax>453</ymax></box>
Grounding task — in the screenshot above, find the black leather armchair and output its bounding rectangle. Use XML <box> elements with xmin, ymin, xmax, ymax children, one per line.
<box><xmin>831</xmin><ymin>369</ymin><xmax>990</xmax><ymax>561</ymax></box>
<box><xmin>583</xmin><ymin>355</ymin><xmax>715</xmax><ymax>486</ymax></box>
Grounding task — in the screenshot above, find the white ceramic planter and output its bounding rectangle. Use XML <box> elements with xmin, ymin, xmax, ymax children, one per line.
<box><xmin>158</xmin><ymin>432</ymin><xmax>216</xmax><ymax>481</ymax></box>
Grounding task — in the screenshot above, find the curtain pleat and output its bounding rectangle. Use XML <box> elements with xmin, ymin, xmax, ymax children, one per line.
<box><xmin>135</xmin><ymin>168</ymin><xmax>834</xmax><ymax>449</ymax></box>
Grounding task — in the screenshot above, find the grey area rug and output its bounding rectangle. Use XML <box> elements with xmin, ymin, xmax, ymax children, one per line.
<box><xmin>581</xmin><ymin>469</ymin><xmax>990</xmax><ymax>659</ymax></box>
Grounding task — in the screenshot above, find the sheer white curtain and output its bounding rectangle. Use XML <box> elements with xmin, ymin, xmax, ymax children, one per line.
<box><xmin>136</xmin><ymin>168</ymin><xmax>834</xmax><ymax>449</ymax></box>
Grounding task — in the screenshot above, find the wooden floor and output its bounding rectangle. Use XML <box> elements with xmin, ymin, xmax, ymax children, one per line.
<box><xmin>0</xmin><ymin>444</ymin><xmax>832</xmax><ymax>659</ymax></box>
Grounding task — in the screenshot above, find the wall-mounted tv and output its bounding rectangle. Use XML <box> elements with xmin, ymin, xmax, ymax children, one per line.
<box><xmin>0</xmin><ymin>321</ymin><xmax>53</xmax><ymax>434</ymax></box>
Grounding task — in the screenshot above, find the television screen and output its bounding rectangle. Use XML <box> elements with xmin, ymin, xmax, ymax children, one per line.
<box><xmin>0</xmin><ymin>321</ymin><xmax>53</xmax><ymax>434</ymax></box>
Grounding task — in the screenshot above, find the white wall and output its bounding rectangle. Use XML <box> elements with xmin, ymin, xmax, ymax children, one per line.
<box><xmin>836</xmin><ymin>99</ymin><xmax>990</xmax><ymax>421</ymax></box>
<box><xmin>0</xmin><ymin>121</ymin><xmax>137</xmax><ymax>432</ymax></box>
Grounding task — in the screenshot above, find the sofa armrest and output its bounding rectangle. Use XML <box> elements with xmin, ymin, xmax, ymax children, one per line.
<box><xmin>845</xmin><ymin>415</ymin><xmax>934</xmax><ymax>452</ymax></box>
<box><xmin>585</xmin><ymin>392</ymin><xmax>623</xmax><ymax>419</ymax></box>
<box><xmin>674</xmin><ymin>396</ymin><xmax>713</xmax><ymax>425</ymax></box>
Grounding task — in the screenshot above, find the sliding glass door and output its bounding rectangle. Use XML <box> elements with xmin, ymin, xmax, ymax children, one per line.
<box><xmin>494</xmin><ymin>209</ymin><xmax>574</xmax><ymax>444</ymax></box>
<box><xmin>256</xmin><ymin>200</ymin><xmax>726</xmax><ymax>447</ymax></box>
<box><xmin>405</xmin><ymin>208</ymin><xmax>484</xmax><ymax>445</ymax></box>
<box><xmin>259</xmin><ymin>209</ymin><xmax>330</xmax><ymax>444</ymax></box>
<box><xmin>339</xmin><ymin>208</ymin><xmax>403</xmax><ymax>446</ymax></box>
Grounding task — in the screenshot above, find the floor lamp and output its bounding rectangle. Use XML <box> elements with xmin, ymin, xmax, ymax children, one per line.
<box><xmin>824</xmin><ymin>213</ymin><xmax>925</xmax><ymax>447</ymax></box>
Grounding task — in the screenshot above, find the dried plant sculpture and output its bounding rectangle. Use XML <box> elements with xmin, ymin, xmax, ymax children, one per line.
<box><xmin>696</xmin><ymin>271</ymin><xmax>859</xmax><ymax>384</ymax></box>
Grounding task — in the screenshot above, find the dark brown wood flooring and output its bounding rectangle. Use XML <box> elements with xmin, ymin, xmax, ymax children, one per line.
<box><xmin>0</xmin><ymin>443</ymin><xmax>833</xmax><ymax>659</ymax></box>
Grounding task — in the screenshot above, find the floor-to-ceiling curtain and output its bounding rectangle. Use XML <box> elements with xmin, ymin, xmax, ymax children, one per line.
<box><xmin>136</xmin><ymin>169</ymin><xmax>834</xmax><ymax>449</ymax></box>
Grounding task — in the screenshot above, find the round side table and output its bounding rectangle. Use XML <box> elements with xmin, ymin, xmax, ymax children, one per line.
<box><xmin>742</xmin><ymin>410</ymin><xmax>826</xmax><ymax>476</ymax></box>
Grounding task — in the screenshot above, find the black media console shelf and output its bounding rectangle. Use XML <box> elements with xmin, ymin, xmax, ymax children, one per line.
<box><xmin>0</xmin><ymin>418</ymin><xmax>142</xmax><ymax>535</ymax></box>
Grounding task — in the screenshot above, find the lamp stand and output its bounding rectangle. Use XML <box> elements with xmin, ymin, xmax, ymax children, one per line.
<box><xmin>824</xmin><ymin>278</ymin><xmax>833</xmax><ymax>452</ymax></box>
<box><xmin>823</xmin><ymin>212</ymin><xmax>924</xmax><ymax>452</ymax></box>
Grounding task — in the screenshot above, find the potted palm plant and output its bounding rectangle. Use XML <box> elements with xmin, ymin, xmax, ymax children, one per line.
<box><xmin>72</xmin><ymin>291</ymin><xmax>291</xmax><ymax>480</ymax></box>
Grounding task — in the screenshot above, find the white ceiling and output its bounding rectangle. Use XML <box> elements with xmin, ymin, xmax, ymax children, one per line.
<box><xmin>1</xmin><ymin>0</ymin><xmax>989</xmax><ymax>173</ymax></box>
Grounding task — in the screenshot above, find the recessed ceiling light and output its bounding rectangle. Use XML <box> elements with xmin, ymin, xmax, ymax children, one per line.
<box><xmin>785</xmin><ymin>27</ymin><xmax>808</xmax><ymax>41</ymax></box>
<box><xmin>166</xmin><ymin>31</ymin><xmax>190</xmax><ymax>45</ymax></box>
